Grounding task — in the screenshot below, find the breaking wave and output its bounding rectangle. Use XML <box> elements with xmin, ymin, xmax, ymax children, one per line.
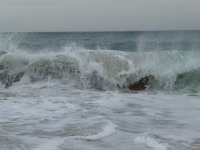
<box><xmin>0</xmin><ymin>45</ymin><xmax>200</xmax><ymax>92</ymax></box>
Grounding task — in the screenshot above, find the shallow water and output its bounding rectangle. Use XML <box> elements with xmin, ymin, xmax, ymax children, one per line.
<box><xmin>0</xmin><ymin>81</ymin><xmax>200</xmax><ymax>150</ymax></box>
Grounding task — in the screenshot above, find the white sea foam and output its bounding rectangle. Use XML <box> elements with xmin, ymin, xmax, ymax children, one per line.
<box><xmin>75</xmin><ymin>121</ymin><xmax>117</xmax><ymax>141</ymax></box>
<box><xmin>1</xmin><ymin>82</ymin><xmax>200</xmax><ymax>150</ymax></box>
<box><xmin>33</xmin><ymin>138</ymin><xmax>65</xmax><ymax>150</ymax></box>
<box><xmin>134</xmin><ymin>134</ymin><xmax>167</xmax><ymax>150</ymax></box>
<box><xmin>1</xmin><ymin>32</ymin><xmax>200</xmax><ymax>150</ymax></box>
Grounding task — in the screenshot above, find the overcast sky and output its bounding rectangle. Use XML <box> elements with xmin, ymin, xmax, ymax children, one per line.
<box><xmin>0</xmin><ymin>0</ymin><xmax>200</xmax><ymax>32</ymax></box>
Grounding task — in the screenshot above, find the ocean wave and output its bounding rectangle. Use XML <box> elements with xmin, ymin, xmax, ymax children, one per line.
<box><xmin>1</xmin><ymin>47</ymin><xmax>200</xmax><ymax>92</ymax></box>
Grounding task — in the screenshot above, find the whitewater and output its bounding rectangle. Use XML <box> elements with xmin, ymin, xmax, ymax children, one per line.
<box><xmin>0</xmin><ymin>32</ymin><xmax>200</xmax><ymax>150</ymax></box>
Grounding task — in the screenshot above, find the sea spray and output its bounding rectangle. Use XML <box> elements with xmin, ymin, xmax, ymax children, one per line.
<box><xmin>1</xmin><ymin>32</ymin><xmax>200</xmax><ymax>150</ymax></box>
<box><xmin>0</xmin><ymin>47</ymin><xmax>200</xmax><ymax>91</ymax></box>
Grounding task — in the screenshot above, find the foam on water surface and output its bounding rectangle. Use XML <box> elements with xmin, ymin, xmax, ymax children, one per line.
<box><xmin>1</xmin><ymin>83</ymin><xmax>200</xmax><ymax>150</ymax></box>
<box><xmin>74</xmin><ymin>121</ymin><xmax>117</xmax><ymax>141</ymax></box>
<box><xmin>134</xmin><ymin>134</ymin><xmax>167</xmax><ymax>150</ymax></box>
<box><xmin>1</xmin><ymin>32</ymin><xmax>200</xmax><ymax>150</ymax></box>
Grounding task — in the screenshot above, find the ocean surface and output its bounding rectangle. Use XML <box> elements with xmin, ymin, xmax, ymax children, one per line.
<box><xmin>0</xmin><ymin>31</ymin><xmax>200</xmax><ymax>150</ymax></box>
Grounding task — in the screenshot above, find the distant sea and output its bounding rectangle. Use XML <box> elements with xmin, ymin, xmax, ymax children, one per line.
<box><xmin>0</xmin><ymin>31</ymin><xmax>200</xmax><ymax>150</ymax></box>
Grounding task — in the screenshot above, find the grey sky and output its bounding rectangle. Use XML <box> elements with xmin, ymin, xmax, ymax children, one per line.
<box><xmin>0</xmin><ymin>0</ymin><xmax>200</xmax><ymax>31</ymax></box>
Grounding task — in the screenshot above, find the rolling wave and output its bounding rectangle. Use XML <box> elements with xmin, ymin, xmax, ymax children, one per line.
<box><xmin>0</xmin><ymin>47</ymin><xmax>200</xmax><ymax>92</ymax></box>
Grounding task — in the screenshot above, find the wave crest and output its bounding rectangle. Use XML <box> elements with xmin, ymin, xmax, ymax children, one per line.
<box><xmin>0</xmin><ymin>48</ymin><xmax>200</xmax><ymax>92</ymax></box>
